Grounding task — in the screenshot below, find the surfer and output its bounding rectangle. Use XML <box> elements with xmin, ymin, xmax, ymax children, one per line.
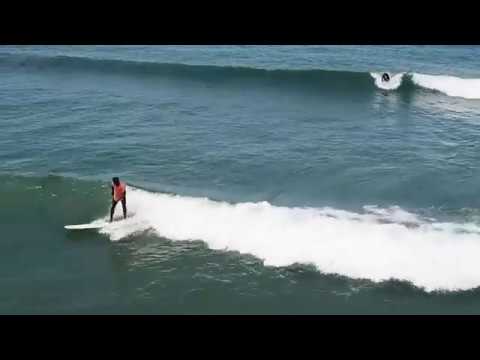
<box><xmin>382</xmin><ymin>73</ymin><xmax>390</xmax><ymax>82</ymax></box>
<box><xmin>110</xmin><ymin>177</ymin><xmax>127</xmax><ymax>222</ymax></box>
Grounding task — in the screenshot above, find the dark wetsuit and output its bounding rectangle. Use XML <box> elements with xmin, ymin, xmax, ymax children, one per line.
<box><xmin>110</xmin><ymin>185</ymin><xmax>127</xmax><ymax>222</ymax></box>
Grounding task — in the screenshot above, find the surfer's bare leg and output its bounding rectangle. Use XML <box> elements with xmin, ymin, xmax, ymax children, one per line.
<box><xmin>110</xmin><ymin>200</ymin><xmax>118</xmax><ymax>222</ymax></box>
<box><xmin>121</xmin><ymin>196</ymin><xmax>127</xmax><ymax>219</ymax></box>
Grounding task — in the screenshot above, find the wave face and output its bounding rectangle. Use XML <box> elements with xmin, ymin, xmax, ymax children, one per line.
<box><xmin>90</xmin><ymin>187</ymin><xmax>480</xmax><ymax>292</ymax></box>
<box><xmin>1</xmin><ymin>53</ymin><xmax>480</xmax><ymax>99</ymax></box>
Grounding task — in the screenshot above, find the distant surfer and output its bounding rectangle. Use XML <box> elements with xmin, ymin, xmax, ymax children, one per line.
<box><xmin>382</xmin><ymin>73</ymin><xmax>390</xmax><ymax>82</ymax></box>
<box><xmin>110</xmin><ymin>177</ymin><xmax>127</xmax><ymax>222</ymax></box>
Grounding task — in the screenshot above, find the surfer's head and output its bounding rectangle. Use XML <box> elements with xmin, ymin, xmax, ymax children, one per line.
<box><xmin>382</xmin><ymin>73</ymin><xmax>390</xmax><ymax>82</ymax></box>
<box><xmin>112</xmin><ymin>177</ymin><xmax>120</xmax><ymax>186</ymax></box>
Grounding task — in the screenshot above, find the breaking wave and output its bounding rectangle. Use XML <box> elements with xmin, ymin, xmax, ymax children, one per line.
<box><xmin>93</xmin><ymin>187</ymin><xmax>480</xmax><ymax>292</ymax></box>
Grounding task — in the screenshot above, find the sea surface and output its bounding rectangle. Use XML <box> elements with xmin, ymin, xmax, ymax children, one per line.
<box><xmin>2</xmin><ymin>45</ymin><xmax>480</xmax><ymax>314</ymax></box>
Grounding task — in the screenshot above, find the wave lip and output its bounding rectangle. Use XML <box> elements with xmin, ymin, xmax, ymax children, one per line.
<box><xmin>95</xmin><ymin>187</ymin><xmax>480</xmax><ymax>293</ymax></box>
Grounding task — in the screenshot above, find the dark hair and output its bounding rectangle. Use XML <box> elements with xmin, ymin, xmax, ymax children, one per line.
<box><xmin>112</xmin><ymin>177</ymin><xmax>120</xmax><ymax>186</ymax></box>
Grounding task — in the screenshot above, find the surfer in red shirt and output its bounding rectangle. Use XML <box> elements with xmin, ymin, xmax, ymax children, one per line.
<box><xmin>110</xmin><ymin>177</ymin><xmax>127</xmax><ymax>222</ymax></box>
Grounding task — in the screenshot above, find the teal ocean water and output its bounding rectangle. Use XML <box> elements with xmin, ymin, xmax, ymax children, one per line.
<box><xmin>2</xmin><ymin>46</ymin><xmax>480</xmax><ymax>314</ymax></box>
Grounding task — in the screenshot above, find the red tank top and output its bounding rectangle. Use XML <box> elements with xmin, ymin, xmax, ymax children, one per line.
<box><xmin>113</xmin><ymin>182</ymin><xmax>126</xmax><ymax>201</ymax></box>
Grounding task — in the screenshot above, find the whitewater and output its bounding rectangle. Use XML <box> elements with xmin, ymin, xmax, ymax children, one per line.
<box><xmin>371</xmin><ymin>72</ymin><xmax>480</xmax><ymax>99</ymax></box>
<box><xmin>90</xmin><ymin>187</ymin><xmax>480</xmax><ymax>292</ymax></box>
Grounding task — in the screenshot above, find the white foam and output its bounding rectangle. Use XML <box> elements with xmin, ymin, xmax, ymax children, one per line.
<box><xmin>97</xmin><ymin>188</ymin><xmax>480</xmax><ymax>292</ymax></box>
<box><xmin>411</xmin><ymin>73</ymin><xmax>480</xmax><ymax>99</ymax></box>
<box><xmin>363</xmin><ymin>205</ymin><xmax>424</xmax><ymax>224</ymax></box>
<box><xmin>370</xmin><ymin>72</ymin><xmax>405</xmax><ymax>90</ymax></box>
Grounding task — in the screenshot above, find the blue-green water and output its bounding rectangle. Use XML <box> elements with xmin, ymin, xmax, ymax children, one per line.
<box><xmin>2</xmin><ymin>46</ymin><xmax>480</xmax><ymax>314</ymax></box>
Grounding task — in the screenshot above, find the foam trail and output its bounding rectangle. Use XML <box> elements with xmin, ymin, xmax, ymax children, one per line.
<box><xmin>98</xmin><ymin>188</ymin><xmax>480</xmax><ymax>292</ymax></box>
<box><xmin>412</xmin><ymin>73</ymin><xmax>480</xmax><ymax>99</ymax></box>
<box><xmin>370</xmin><ymin>72</ymin><xmax>404</xmax><ymax>90</ymax></box>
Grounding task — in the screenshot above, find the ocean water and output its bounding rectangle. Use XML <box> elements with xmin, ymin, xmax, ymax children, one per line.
<box><xmin>2</xmin><ymin>45</ymin><xmax>480</xmax><ymax>314</ymax></box>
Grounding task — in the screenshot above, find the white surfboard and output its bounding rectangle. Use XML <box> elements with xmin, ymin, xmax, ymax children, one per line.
<box><xmin>64</xmin><ymin>222</ymin><xmax>107</xmax><ymax>230</ymax></box>
<box><xmin>65</xmin><ymin>215</ymin><xmax>133</xmax><ymax>230</ymax></box>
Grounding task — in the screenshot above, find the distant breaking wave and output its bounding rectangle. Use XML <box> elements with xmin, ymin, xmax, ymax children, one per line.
<box><xmin>411</xmin><ymin>73</ymin><xmax>480</xmax><ymax>100</ymax></box>
<box><xmin>1</xmin><ymin>52</ymin><xmax>480</xmax><ymax>99</ymax></box>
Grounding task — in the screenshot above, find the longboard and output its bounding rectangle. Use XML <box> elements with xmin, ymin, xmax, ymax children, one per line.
<box><xmin>64</xmin><ymin>222</ymin><xmax>107</xmax><ymax>230</ymax></box>
<box><xmin>65</xmin><ymin>215</ymin><xmax>132</xmax><ymax>230</ymax></box>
